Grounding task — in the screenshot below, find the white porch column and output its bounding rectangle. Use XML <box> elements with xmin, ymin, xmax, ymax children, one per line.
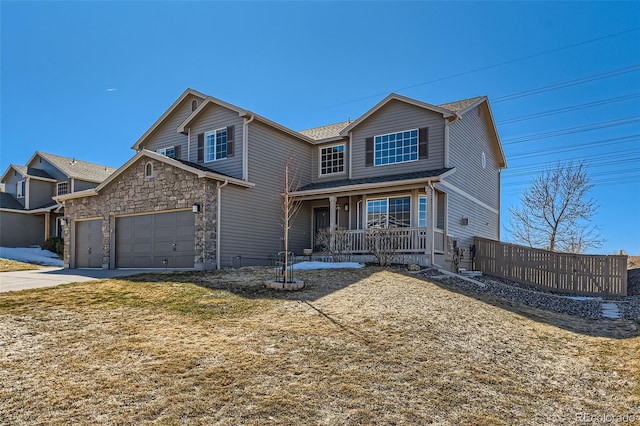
<box><xmin>329</xmin><ymin>196</ymin><xmax>337</xmax><ymax>232</ymax></box>
<box><xmin>426</xmin><ymin>185</ymin><xmax>435</xmax><ymax>259</ymax></box>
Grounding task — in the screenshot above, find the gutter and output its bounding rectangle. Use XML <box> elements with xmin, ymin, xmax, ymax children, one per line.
<box><xmin>242</xmin><ymin>114</ymin><xmax>255</xmax><ymax>181</ymax></box>
<box><xmin>216</xmin><ymin>180</ymin><xmax>229</xmax><ymax>270</ymax></box>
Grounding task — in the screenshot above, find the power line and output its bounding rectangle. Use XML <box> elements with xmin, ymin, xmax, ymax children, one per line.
<box><xmin>507</xmin><ymin>135</ymin><xmax>640</xmax><ymax>159</ymax></box>
<box><xmin>497</xmin><ymin>93</ymin><xmax>640</xmax><ymax>125</ymax></box>
<box><xmin>502</xmin><ymin>116</ymin><xmax>640</xmax><ymax>145</ymax></box>
<box><xmin>493</xmin><ymin>65</ymin><xmax>640</xmax><ymax>103</ymax></box>
<box><xmin>317</xmin><ymin>29</ymin><xmax>640</xmax><ymax>110</ymax></box>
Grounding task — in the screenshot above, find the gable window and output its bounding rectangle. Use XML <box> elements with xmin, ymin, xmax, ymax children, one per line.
<box><xmin>144</xmin><ymin>162</ymin><xmax>153</xmax><ymax>178</ymax></box>
<box><xmin>319</xmin><ymin>144</ymin><xmax>345</xmax><ymax>176</ymax></box>
<box><xmin>374</xmin><ymin>129</ymin><xmax>418</xmax><ymax>166</ymax></box>
<box><xmin>366</xmin><ymin>127</ymin><xmax>428</xmax><ymax>167</ymax></box>
<box><xmin>57</xmin><ymin>182</ymin><xmax>68</xmax><ymax>196</ymax></box>
<box><xmin>17</xmin><ymin>180</ymin><xmax>25</xmax><ymax>198</ymax></box>
<box><xmin>205</xmin><ymin>128</ymin><xmax>228</xmax><ymax>162</ymax></box>
<box><xmin>366</xmin><ymin>196</ymin><xmax>411</xmax><ymax>228</ymax></box>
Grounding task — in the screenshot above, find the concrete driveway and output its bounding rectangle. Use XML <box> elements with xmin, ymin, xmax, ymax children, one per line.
<box><xmin>0</xmin><ymin>267</ymin><xmax>156</xmax><ymax>293</ymax></box>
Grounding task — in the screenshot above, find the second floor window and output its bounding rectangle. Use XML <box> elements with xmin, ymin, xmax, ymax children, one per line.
<box><xmin>17</xmin><ymin>180</ymin><xmax>25</xmax><ymax>198</ymax></box>
<box><xmin>375</xmin><ymin>129</ymin><xmax>418</xmax><ymax>166</ymax></box>
<box><xmin>57</xmin><ymin>182</ymin><xmax>69</xmax><ymax>196</ymax></box>
<box><xmin>157</xmin><ymin>147</ymin><xmax>176</xmax><ymax>158</ymax></box>
<box><xmin>320</xmin><ymin>144</ymin><xmax>345</xmax><ymax>176</ymax></box>
<box><xmin>205</xmin><ymin>128</ymin><xmax>228</xmax><ymax>162</ymax></box>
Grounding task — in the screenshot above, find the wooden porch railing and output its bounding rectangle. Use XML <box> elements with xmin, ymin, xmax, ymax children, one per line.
<box><xmin>335</xmin><ymin>227</ymin><xmax>430</xmax><ymax>254</ymax></box>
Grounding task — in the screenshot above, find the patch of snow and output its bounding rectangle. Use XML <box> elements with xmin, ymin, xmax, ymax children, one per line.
<box><xmin>0</xmin><ymin>247</ymin><xmax>63</xmax><ymax>267</ymax></box>
<box><xmin>565</xmin><ymin>296</ymin><xmax>602</xmax><ymax>301</ymax></box>
<box><xmin>291</xmin><ymin>261</ymin><xmax>364</xmax><ymax>270</ymax></box>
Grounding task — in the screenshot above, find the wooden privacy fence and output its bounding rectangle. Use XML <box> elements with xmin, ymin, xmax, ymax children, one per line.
<box><xmin>473</xmin><ymin>237</ymin><xmax>628</xmax><ymax>297</ymax></box>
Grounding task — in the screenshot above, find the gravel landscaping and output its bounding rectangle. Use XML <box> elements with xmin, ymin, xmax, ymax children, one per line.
<box><xmin>415</xmin><ymin>257</ymin><xmax>640</xmax><ymax>321</ymax></box>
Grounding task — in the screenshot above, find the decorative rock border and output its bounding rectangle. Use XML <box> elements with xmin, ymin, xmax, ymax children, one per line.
<box><xmin>264</xmin><ymin>279</ymin><xmax>305</xmax><ymax>291</ymax></box>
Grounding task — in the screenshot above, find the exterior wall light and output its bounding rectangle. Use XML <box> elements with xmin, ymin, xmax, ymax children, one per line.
<box><xmin>192</xmin><ymin>203</ymin><xmax>201</xmax><ymax>213</ymax></box>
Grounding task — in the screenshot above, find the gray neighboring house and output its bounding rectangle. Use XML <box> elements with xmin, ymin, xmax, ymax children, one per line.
<box><xmin>57</xmin><ymin>89</ymin><xmax>506</xmax><ymax>271</ymax></box>
<box><xmin>0</xmin><ymin>152</ymin><xmax>114</xmax><ymax>247</ymax></box>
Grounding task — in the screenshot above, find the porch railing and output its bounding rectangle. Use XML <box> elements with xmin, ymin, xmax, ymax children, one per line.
<box><xmin>334</xmin><ymin>227</ymin><xmax>430</xmax><ymax>254</ymax></box>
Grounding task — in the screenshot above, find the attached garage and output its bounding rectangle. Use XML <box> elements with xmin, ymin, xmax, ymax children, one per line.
<box><xmin>75</xmin><ymin>219</ymin><xmax>104</xmax><ymax>268</ymax></box>
<box><xmin>115</xmin><ymin>210</ymin><xmax>195</xmax><ymax>268</ymax></box>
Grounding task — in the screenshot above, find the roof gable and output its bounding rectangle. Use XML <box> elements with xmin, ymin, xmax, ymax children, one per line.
<box><xmin>339</xmin><ymin>93</ymin><xmax>456</xmax><ymax>136</ymax></box>
<box><xmin>0</xmin><ymin>165</ymin><xmax>26</xmax><ymax>182</ymax></box>
<box><xmin>131</xmin><ymin>88</ymin><xmax>207</xmax><ymax>150</ymax></box>
<box><xmin>30</xmin><ymin>152</ymin><xmax>115</xmax><ymax>183</ymax></box>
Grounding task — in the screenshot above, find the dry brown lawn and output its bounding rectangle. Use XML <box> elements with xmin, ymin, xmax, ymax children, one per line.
<box><xmin>1</xmin><ymin>267</ymin><xmax>638</xmax><ymax>425</ymax></box>
<box><xmin>0</xmin><ymin>258</ymin><xmax>41</xmax><ymax>272</ymax></box>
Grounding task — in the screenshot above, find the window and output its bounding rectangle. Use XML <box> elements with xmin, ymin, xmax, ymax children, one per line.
<box><xmin>418</xmin><ymin>196</ymin><xmax>427</xmax><ymax>227</ymax></box>
<box><xmin>156</xmin><ymin>147</ymin><xmax>176</xmax><ymax>158</ymax></box>
<box><xmin>375</xmin><ymin>129</ymin><xmax>418</xmax><ymax>166</ymax></box>
<box><xmin>366</xmin><ymin>196</ymin><xmax>411</xmax><ymax>228</ymax></box>
<box><xmin>319</xmin><ymin>144</ymin><xmax>345</xmax><ymax>176</ymax></box>
<box><xmin>205</xmin><ymin>128</ymin><xmax>228</xmax><ymax>162</ymax></box>
<box><xmin>57</xmin><ymin>182</ymin><xmax>68</xmax><ymax>196</ymax></box>
<box><xmin>17</xmin><ymin>180</ymin><xmax>25</xmax><ymax>198</ymax></box>
<box><xmin>191</xmin><ymin>99</ymin><xmax>198</xmax><ymax>111</ymax></box>
<box><xmin>145</xmin><ymin>162</ymin><xmax>153</xmax><ymax>178</ymax></box>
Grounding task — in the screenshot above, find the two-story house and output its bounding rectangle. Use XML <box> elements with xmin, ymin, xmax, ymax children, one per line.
<box><xmin>56</xmin><ymin>89</ymin><xmax>506</xmax><ymax>271</ymax></box>
<box><xmin>0</xmin><ymin>152</ymin><xmax>114</xmax><ymax>247</ymax></box>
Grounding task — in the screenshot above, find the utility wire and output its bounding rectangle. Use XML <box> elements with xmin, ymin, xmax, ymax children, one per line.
<box><xmin>507</xmin><ymin>135</ymin><xmax>640</xmax><ymax>159</ymax></box>
<box><xmin>317</xmin><ymin>29</ymin><xmax>640</xmax><ymax>110</ymax></box>
<box><xmin>493</xmin><ymin>65</ymin><xmax>640</xmax><ymax>103</ymax></box>
<box><xmin>497</xmin><ymin>93</ymin><xmax>640</xmax><ymax>124</ymax></box>
<box><xmin>502</xmin><ymin>116</ymin><xmax>640</xmax><ymax>145</ymax></box>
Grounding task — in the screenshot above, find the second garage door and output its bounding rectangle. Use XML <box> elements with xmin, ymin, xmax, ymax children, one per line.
<box><xmin>115</xmin><ymin>210</ymin><xmax>195</xmax><ymax>268</ymax></box>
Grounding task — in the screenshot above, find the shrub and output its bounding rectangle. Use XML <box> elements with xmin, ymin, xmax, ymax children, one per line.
<box><xmin>42</xmin><ymin>237</ymin><xmax>64</xmax><ymax>255</ymax></box>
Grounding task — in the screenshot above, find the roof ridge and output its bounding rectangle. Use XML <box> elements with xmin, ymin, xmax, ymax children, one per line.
<box><xmin>37</xmin><ymin>151</ymin><xmax>115</xmax><ymax>169</ymax></box>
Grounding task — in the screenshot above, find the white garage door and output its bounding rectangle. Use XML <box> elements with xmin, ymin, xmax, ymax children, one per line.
<box><xmin>115</xmin><ymin>211</ymin><xmax>195</xmax><ymax>268</ymax></box>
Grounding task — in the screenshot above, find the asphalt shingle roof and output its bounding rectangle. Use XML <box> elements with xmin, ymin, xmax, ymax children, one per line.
<box><xmin>176</xmin><ymin>159</ymin><xmax>237</xmax><ymax>179</ymax></box>
<box><xmin>38</xmin><ymin>152</ymin><xmax>115</xmax><ymax>183</ymax></box>
<box><xmin>438</xmin><ymin>96</ymin><xmax>484</xmax><ymax>113</ymax></box>
<box><xmin>297</xmin><ymin>168</ymin><xmax>453</xmax><ymax>192</ymax></box>
<box><xmin>26</xmin><ymin>167</ymin><xmax>55</xmax><ymax>179</ymax></box>
<box><xmin>0</xmin><ymin>192</ymin><xmax>25</xmax><ymax>210</ymax></box>
<box><xmin>298</xmin><ymin>121</ymin><xmax>352</xmax><ymax>140</ymax></box>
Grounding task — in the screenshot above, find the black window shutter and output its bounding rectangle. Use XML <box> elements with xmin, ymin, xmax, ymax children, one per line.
<box><xmin>197</xmin><ymin>133</ymin><xmax>204</xmax><ymax>162</ymax></box>
<box><xmin>173</xmin><ymin>145</ymin><xmax>181</xmax><ymax>160</ymax></box>
<box><xmin>419</xmin><ymin>127</ymin><xmax>428</xmax><ymax>159</ymax></box>
<box><xmin>226</xmin><ymin>125</ymin><xmax>235</xmax><ymax>157</ymax></box>
<box><xmin>365</xmin><ymin>137</ymin><xmax>374</xmax><ymax>167</ymax></box>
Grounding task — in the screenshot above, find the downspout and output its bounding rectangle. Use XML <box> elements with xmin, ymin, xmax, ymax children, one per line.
<box><xmin>216</xmin><ymin>180</ymin><xmax>229</xmax><ymax>270</ymax></box>
<box><xmin>242</xmin><ymin>114</ymin><xmax>255</xmax><ymax>181</ymax></box>
<box><xmin>187</xmin><ymin>128</ymin><xmax>191</xmax><ymax>161</ymax></box>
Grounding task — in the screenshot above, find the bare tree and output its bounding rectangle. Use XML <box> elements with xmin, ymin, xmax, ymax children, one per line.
<box><xmin>509</xmin><ymin>161</ymin><xmax>603</xmax><ymax>253</ymax></box>
<box><xmin>315</xmin><ymin>227</ymin><xmax>351</xmax><ymax>262</ymax></box>
<box><xmin>280</xmin><ymin>153</ymin><xmax>302</xmax><ymax>282</ymax></box>
<box><xmin>366</xmin><ymin>227</ymin><xmax>401</xmax><ymax>266</ymax></box>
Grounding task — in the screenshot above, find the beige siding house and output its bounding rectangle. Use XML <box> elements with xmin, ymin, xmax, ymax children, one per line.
<box><xmin>0</xmin><ymin>152</ymin><xmax>114</xmax><ymax>247</ymax></box>
<box><xmin>57</xmin><ymin>89</ymin><xmax>506</xmax><ymax>271</ymax></box>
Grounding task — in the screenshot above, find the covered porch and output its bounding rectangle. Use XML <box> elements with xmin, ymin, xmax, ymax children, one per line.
<box><xmin>293</xmin><ymin>179</ymin><xmax>449</xmax><ymax>266</ymax></box>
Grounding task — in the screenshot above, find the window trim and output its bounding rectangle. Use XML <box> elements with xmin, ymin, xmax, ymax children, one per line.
<box><xmin>204</xmin><ymin>127</ymin><xmax>228</xmax><ymax>163</ymax></box>
<box><xmin>144</xmin><ymin>162</ymin><xmax>154</xmax><ymax>178</ymax></box>
<box><xmin>318</xmin><ymin>143</ymin><xmax>346</xmax><ymax>177</ymax></box>
<box><xmin>373</xmin><ymin>128</ymin><xmax>419</xmax><ymax>167</ymax></box>
<box><xmin>156</xmin><ymin>147</ymin><xmax>176</xmax><ymax>158</ymax></box>
<box><xmin>365</xmin><ymin>195</ymin><xmax>412</xmax><ymax>229</ymax></box>
<box><xmin>56</xmin><ymin>181</ymin><xmax>69</xmax><ymax>196</ymax></box>
<box><xmin>17</xmin><ymin>180</ymin><xmax>25</xmax><ymax>198</ymax></box>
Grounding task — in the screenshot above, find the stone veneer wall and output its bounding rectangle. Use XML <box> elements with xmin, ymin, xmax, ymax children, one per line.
<box><xmin>63</xmin><ymin>157</ymin><xmax>218</xmax><ymax>269</ymax></box>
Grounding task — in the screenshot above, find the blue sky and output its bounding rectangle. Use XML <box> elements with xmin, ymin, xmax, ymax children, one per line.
<box><xmin>1</xmin><ymin>1</ymin><xmax>639</xmax><ymax>254</ymax></box>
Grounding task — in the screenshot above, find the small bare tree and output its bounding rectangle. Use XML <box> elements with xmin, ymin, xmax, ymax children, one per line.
<box><xmin>315</xmin><ymin>227</ymin><xmax>351</xmax><ymax>262</ymax></box>
<box><xmin>366</xmin><ymin>227</ymin><xmax>401</xmax><ymax>266</ymax></box>
<box><xmin>509</xmin><ymin>161</ymin><xmax>603</xmax><ymax>253</ymax></box>
<box><xmin>280</xmin><ymin>153</ymin><xmax>302</xmax><ymax>282</ymax></box>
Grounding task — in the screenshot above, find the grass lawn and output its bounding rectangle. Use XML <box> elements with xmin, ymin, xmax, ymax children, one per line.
<box><xmin>0</xmin><ymin>258</ymin><xmax>42</xmax><ymax>272</ymax></box>
<box><xmin>1</xmin><ymin>267</ymin><xmax>638</xmax><ymax>425</ymax></box>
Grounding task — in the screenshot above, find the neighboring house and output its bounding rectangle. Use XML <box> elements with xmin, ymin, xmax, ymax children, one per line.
<box><xmin>0</xmin><ymin>152</ymin><xmax>114</xmax><ymax>247</ymax></box>
<box><xmin>56</xmin><ymin>89</ymin><xmax>506</xmax><ymax>271</ymax></box>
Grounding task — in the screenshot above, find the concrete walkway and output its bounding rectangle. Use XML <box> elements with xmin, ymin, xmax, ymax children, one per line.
<box><xmin>0</xmin><ymin>267</ymin><xmax>155</xmax><ymax>293</ymax></box>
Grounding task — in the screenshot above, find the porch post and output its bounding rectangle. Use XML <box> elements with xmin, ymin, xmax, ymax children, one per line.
<box><xmin>426</xmin><ymin>185</ymin><xmax>434</xmax><ymax>261</ymax></box>
<box><xmin>329</xmin><ymin>196</ymin><xmax>337</xmax><ymax>232</ymax></box>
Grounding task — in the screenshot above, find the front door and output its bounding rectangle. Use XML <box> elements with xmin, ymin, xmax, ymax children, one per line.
<box><xmin>313</xmin><ymin>207</ymin><xmax>330</xmax><ymax>252</ymax></box>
